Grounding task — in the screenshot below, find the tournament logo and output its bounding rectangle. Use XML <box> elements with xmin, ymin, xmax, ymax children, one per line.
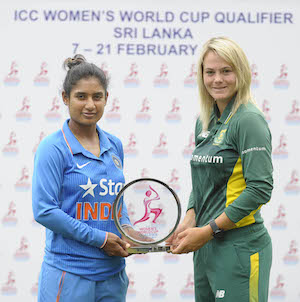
<box><xmin>284</xmin><ymin>170</ymin><xmax>300</xmax><ymax>194</ymax></box>
<box><xmin>3</xmin><ymin>61</ymin><xmax>20</xmax><ymax>86</ymax></box>
<box><xmin>150</xmin><ymin>273</ymin><xmax>167</xmax><ymax>298</ymax></box>
<box><xmin>14</xmin><ymin>237</ymin><xmax>30</xmax><ymax>261</ymax></box>
<box><xmin>99</xmin><ymin>62</ymin><xmax>109</xmax><ymax>78</ymax></box>
<box><xmin>163</xmin><ymin>252</ymin><xmax>179</xmax><ymax>263</ymax></box>
<box><xmin>136</xmin><ymin>98</ymin><xmax>151</xmax><ymax>123</ymax></box>
<box><xmin>167</xmin><ymin>169</ymin><xmax>180</xmax><ymax>192</ymax></box>
<box><xmin>34</xmin><ymin>62</ymin><xmax>49</xmax><ymax>86</ymax></box>
<box><xmin>283</xmin><ymin>240</ymin><xmax>299</xmax><ymax>265</ymax></box>
<box><xmin>184</xmin><ymin>63</ymin><xmax>197</xmax><ymax>88</ymax></box>
<box><xmin>1</xmin><ymin>272</ymin><xmax>17</xmax><ymax>296</ymax></box>
<box><xmin>2</xmin><ymin>131</ymin><xmax>19</xmax><ymax>156</ymax></box>
<box><xmin>272</xmin><ymin>134</ymin><xmax>288</xmax><ymax>158</ymax></box>
<box><xmin>45</xmin><ymin>96</ymin><xmax>62</xmax><ymax>121</ymax></box>
<box><xmin>271</xmin><ymin>205</ymin><xmax>287</xmax><ymax>230</ymax></box>
<box><xmin>154</xmin><ymin>63</ymin><xmax>169</xmax><ymax>88</ymax></box>
<box><xmin>133</xmin><ymin>168</ymin><xmax>150</xmax><ymax>192</ymax></box>
<box><xmin>124</xmin><ymin>133</ymin><xmax>138</xmax><ymax>157</ymax></box>
<box><xmin>165</xmin><ymin>98</ymin><xmax>181</xmax><ymax>123</ymax></box>
<box><xmin>250</xmin><ymin>64</ymin><xmax>259</xmax><ymax>88</ymax></box>
<box><xmin>180</xmin><ymin>273</ymin><xmax>195</xmax><ymax>299</ymax></box>
<box><xmin>273</xmin><ymin>64</ymin><xmax>290</xmax><ymax>89</ymax></box>
<box><xmin>32</xmin><ymin>131</ymin><xmax>46</xmax><ymax>154</ymax></box>
<box><xmin>30</xmin><ymin>279</ymin><xmax>38</xmax><ymax>296</ymax></box>
<box><xmin>112</xmin><ymin>155</ymin><xmax>122</xmax><ymax>170</ymax></box>
<box><xmin>105</xmin><ymin>98</ymin><xmax>121</xmax><ymax>122</ymax></box>
<box><xmin>127</xmin><ymin>273</ymin><xmax>137</xmax><ymax>298</ymax></box>
<box><xmin>133</xmin><ymin>252</ymin><xmax>150</xmax><ymax>263</ymax></box>
<box><xmin>285</xmin><ymin>100</ymin><xmax>300</xmax><ymax>124</ymax></box>
<box><xmin>2</xmin><ymin>201</ymin><xmax>17</xmax><ymax>226</ymax></box>
<box><xmin>270</xmin><ymin>275</ymin><xmax>286</xmax><ymax>299</ymax></box>
<box><xmin>262</xmin><ymin>99</ymin><xmax>271</xmax><ymax>123</ymax></box>
<box><xmin>15</xmin><ymin>167</ymin><xmax>31</xmax><ymax>192</ymax></box>
<box><xmin>16</xmin><ymin>97</ymin><xmax>32</xmax><ymax>121</ymax></box>
<box><xmin>182</xmin><ymin>133</ymin><xmax>195</xmax><ymax>158</ymax></box>
<box><xmin>152</xmin><ymin>133</ymin><xmax>168</xmax><ymax>157</ymax></box>
<box><xmin>124</xmin><ymin>63</ymin><xmax>140</xmax><ymax>87</ymax></box>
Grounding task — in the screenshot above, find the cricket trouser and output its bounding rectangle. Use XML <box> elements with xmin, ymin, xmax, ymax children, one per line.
<box><xmin>38</xmin><ymin>262</ymin><xmax>129</xmax><ymax>302</ymax></box>
<box><xmin>193</xmin><ymin>223</ymin><xmax>272</xmax><ymax>302</ymax></box>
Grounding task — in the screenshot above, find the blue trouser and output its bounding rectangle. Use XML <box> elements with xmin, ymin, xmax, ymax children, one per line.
<box><xmin>38</xmin><ymin>262</ymin><xmax>129</xmax><ymax>302</ymax></box>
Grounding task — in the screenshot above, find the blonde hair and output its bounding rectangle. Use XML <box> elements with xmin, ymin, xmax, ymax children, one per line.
<box><xmin>197</xmin><ymin>37</ymin><xmax>255</xmax><ymax>130</ymax></box>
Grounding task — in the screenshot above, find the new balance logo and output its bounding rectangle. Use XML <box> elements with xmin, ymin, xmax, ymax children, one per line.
<box><xmin>77</xmin><ymin>162</ymin><xmax>91</xmax><ymax>169</ymax></box>
<box><xmin>216</xmin><ymin>290</ymin><xmax>226</xmax><ymax>299</ymax></box>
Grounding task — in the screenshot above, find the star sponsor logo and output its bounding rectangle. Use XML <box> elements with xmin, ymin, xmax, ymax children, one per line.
<box><xmin>3</xmin><ymin>61</ymin><xmax>20</xmax><ymax>86</ymax></box>
<box><xmin>270</xmin><ymin>275</ymin><xmax>286</xmax><ymax>299</ymax></box>
<box><xmin>34</xmin><ymin>62</ymin><xmax>49</xmax><ymax>86</ymax></box>
<box><xmin>182</xmin><ymin>133</ymin><xmax>195</xmax><ymax>158</ymax></box>
<box><xmin>2</xmin><ymin>201</ymin><xmax>17</xmax><ymax>226</ymax></box>
<box><xmin>136</xmin><ymin>98</ymin><xmax>151</xmax><ymax>123</ymax></box>
<box><xmin>180</xmin><ymin>273</ymin><xmax>194</xmax><ymax>298</ymax></box>
<box><xmin>184</xmin><ymin>63</ymin><xmax>197</xmax><ymax>88</ymax></box>
<box><xmin>150</xmin><ymin>273</ymin><xmax>167</xmax><ymax>298</ymax></box>
<box><xmin>273</xmin><ymin>64</ymin><xmax>289</xmax><ymax>89</ymax></box>
<box><xmin>14</xmin><ymin>237</ymin><xmax>30</xmax><ymax>261</ymax></box>
<box><xmin>154</xmin><ymin>63</ymin><xmax>169</xmax><ymax>88</ymax></box>
<box><xmin>283</xmin><ymin>240</ymin><xmax>299</xmax><ymax>265</ymax></box>
<box><xmin>273</xmin><ymin>134</ymin><xmax>288</xmax><ymax>158</ymax></box>
<box><xmin>105</xmin><ymin>98</ymin><xmax>121</xmax><ymax>122</ymax></box>
<box><xmin>152</xmin><ymin>133</ymin><xmax>168</xmax><ymax>157</ymax></box>
<box><xmin>284</xmin><ymin>170</ymin><xmax>300</xmax><ymax>194</ymax></box>
<box><xmin>1</xmin><ymin>272</ymin><xmax>17</xmax><ymax>296</ymax></box>
<box><xmin>250</xmin><ymin>63</ymin><xmax>259</xmax><ymax>88</ymax></box>
<box><xmin>2</xmin><ymin>131</ymin><xmax>19</xmax><ymax>156</ymax></box>
<box><xmin>261</xmin><ymin>99</ymin><xmax>271</xmax><ymax>123</ymax></box>
<box><xmin>165</xmin><ymin>98</ymin><xmax>181</xmax><ymax>123</ymax></box>
<box><xmin>124</xmin><ymin>133</ymin><xmax>138</xmax><ymax>157</ymax></box>
<box><xmin>45</xmin><ymin>96</ymin><xmax>62</xmax><ymax>121</ymax></box>
<box><xmin>15</xmin><ymin>167</ymin><xmax>31</xmax><ymax>192</ymax></box>
<box><xmin>285</xmin><ymin>100</ymin><xmax>300</xmax><ymax>124</ymax></box>
<box><xmin>79</xmin><ymin>178</ymin><xmax>97</xmax><ymax>198</ymax></box>
<box><xmin>124</xmin><ymin>63</ymin><xmax>140</xmax><ymax>87</ymax></box>
<box><xmin>271</xmin><ymin>205</ymin><xmax>287</xmax><ymax>230</ymax></box>
<box><xmin>16</xmin><ymin>97</ymin><xmax>32</xmax><ymax>121</ymax></box>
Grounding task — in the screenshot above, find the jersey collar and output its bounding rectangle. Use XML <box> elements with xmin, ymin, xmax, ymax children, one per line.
<box><xmin>213</xmin><ymin>95</ymin><xmax>236</xmax><ymax>124</ymax></box>
<box><xmin>61</xmin><ymin>119</ymin><xmax>112</xmax><ymax>158</ymax></box>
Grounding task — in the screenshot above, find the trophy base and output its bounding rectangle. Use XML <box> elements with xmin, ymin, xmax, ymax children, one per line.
<box><xmin>127</xmin><ymin>245</ymin><xmax>171</xmax><ymax>254</ymax></box>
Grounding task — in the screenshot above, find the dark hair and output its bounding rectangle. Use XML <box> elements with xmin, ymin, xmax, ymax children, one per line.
<box><xmin>62</xmin><ymin>54</ymin><xmax>109</xmax><ymax>97</ymax></box>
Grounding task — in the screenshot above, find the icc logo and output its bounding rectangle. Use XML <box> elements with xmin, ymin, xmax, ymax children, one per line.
<box><xmin>285</xmin><ymin>100</ymin><xmax>300</xmax><ymax>124</ymax></box>
<box><xmin>34</xmin><ymin>62</ymin><xmax>49</xmax><ymax>86</ymax></box>
<box><xmin>136</xmin><ymin>98</ymin><xmax>151</xmax><ymax>123</ymax></box>
<box><xmin>165</xmin><ymin>98</ymin><xmax>181</xmax><ymax>123</ymax></box>
<box><xmin>16</xmin><ymin>97</ymin><xmax>32</xmax><ymax>121</ymax></box>
<box><xmin>168</xmin><ymin>169</ymin><xmax>180</xmax><ymax>192</ymax></box>
<box><xmin>4</xmin><ymin>61</ymin><xmax>20</xmax><ymax>86</ymax></box>
<box><xmin>184</xmin><ymin>63</ymin><xmax>197</xmax><ymax>87</ymax></box>
<box><xmin>270</xmin><ymin>275</ymin><xmax>286</xmax><ymax>298</ymax></box>
<box><xmin>182</xmin><ymin>133</ymin><xmax>195</xmax><ymax>158</ymax></box>
<box><xmin>1</xmin><ymin>272</ymin><xmax>17</xmax><ymax>295</ymax></box>
<box><xmin>2</xmin><ymin>131</ymin><xmax>19</xmax><ymax>156</ymax></box>
<box><xmin>283</xmin><ymin>240</ymin><xmax>299</xmax><ymax>265</ymax></box>
<box><xmin>2</xmin><ymin>201</ymin><xmax>17</xmax><ymax>226</ymax></box>
<box><xmin>33</xmin><ymin>131</ymin><xmax>46</xmax><ymax>154</ymax></box>
<box><xmin>105</xmin><ymin>98</ymin><xmax>121</xmax><ymax>122</ymax></box>
<box><xmin>154</xmin><ymin>63</ymin><xmax>169</xmax><ymax>88</ymax></box>
<box><xmin>271</xmin><ymin>205</ymin><xmax>287</xmax><ymax>229</ymax></box>
<box><xmin>127</xmin><ymin>273</ymin><xmax>137</xmax><ymax>298</ymax></box>
<box><xmin>272</xmin><ymin>134</ymin><xmax>288</xmax><ymax>158</ymax></box>
<box><xmin>250</xmin><ymin>64</ymin><xmax>259</xmax><ymax>88</ymax></box>
<box><xmin>150</xmin><ymin>273</ymin><xmax>167</xmax><ymax>298</ymax></box>
<box><xmin>14</xmin><ymin>237</ymin><xmax>30</xmax><ymax>261</ymax></box>
<box><xmin>273</xmin><ymin>64</ymin><xmax>289</xmax><ymax>89</ymax></box>
<box><xmin>152</xmin><ymin>133</ymin><xmax>168</xmax><ymax>157</ymax></box>
<box><xmin>262</xmin><ymin>100</ymin><xmax>271</xmax><ymax>123</ymax></box>
<box><xmin>124</xmin><ymin>133</ymin><xmax>138</xmax><ymax>157</ymax></box>
<box><xmin>45</xmin><ymin>96</ymin><xmax>61</xmax><ymax>121</ymax></box>
<box><xmin>180</xmin><ymin>273</ymin><xmax>194</xmax><ymax>298</ymax></box>
<box><xmin>15</xmin><ymin>167</ymin><xmax>31</xmax><ymax>191</ymax></box>
<box><xmin>124</xmin><ymin>63</ymin><xmax>140</xmax><ymax>87</ymax></box>
<box><xmin>284</xmin><ymin>170</ymin><xmax>300</xmax><ymax>194</ymax></box>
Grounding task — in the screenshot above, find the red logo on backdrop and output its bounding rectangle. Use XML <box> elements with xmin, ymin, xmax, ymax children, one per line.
<box><xmin>34</xmin><ymin>62</ymin><xmax>49</xmax><ymax>86</ymax></box>
<box><xmin>124</xmin><ymin>63</ymin><xmax>140</xmax><ymax>87</ymax></box>
<box><xmin>284</xmin><ymin>170</ymin><xmax>300</xmax><ymax>194</ymax></box>
<box><xmin>165</xmin><ymin>98</ymin><xmax>181</xmax><ymax>122</ymax></box>
<box><xmin>152</xmin><ymin>134</ymin><xmax>168</xmax><ymax>157</ymax></box>
<box><xmin>45</xmin><ymin>96</ymin><xmax>62</xmax><ymax>121</ymax></box>
<box><xmin>180</xmin><ymin>273</ymin><xmax>194</xmax><ymax>298</ymax></box>
<box><xmin>33</xmin><ymin>131</ymin><xmax>46</xmax><ymax>154</ymax></box>
<box><xmin>127</xmin><ymin>273</ymin><xmax>137</xmax><ymax>298</ymax></box>
<box><xmin>270</xmin><ymin>275</ymin><xmax>286</xmax><ymax>298</ymax></box>
<box><xmin>163</xmin><ymin>251</ymin><xmax>179</xmax><ymax>263</ymax></box>
<box><xmin>273</xmin><ymin>64</ymin><xmax>289</xmax><ymax>89</ymax></box>
<box><xmin>286</xmin><ymin>100</ymin><xmax>300</xmax><ymax>124</ymax></box>
<box><xmin>133</xmin><ymin>169</ymin><xmax>150</xmax><ymax>192</ymax></box>
<box><xmin>183</xmin><ymin>133</ymin><xmax>195</xmax><ymax>158</ymax></box>
<box><xmin>31</xmin><ymin>278</ymin><xmax>38</xmax><ymax>296</ymax></box>
<box><xmin>1</xmin><ymin>272</ymin><xmax>17</xmax><ymax>295</ymax></box>
<box><xmin>16</xmin><ymin>97</ymin><xmax>31</xmax><ymax>121</ymax></box>
<box><xmin>168</xmin><ymin>169</ymin><xmax>180</xmax><ymax>192</ymax></box>
<box><xmin>150</xmin><ymin>273</ymin><xmax>167</xmax><ymax>298</ymax></box>
<box><xmin>271</xmin><ymin>205</ymin><xmax>287</xmax><ymax>229</ymax></box>
<box><xmin>184</xmin><ymin>64</ymin><xmax>197</xmax><ymax>87</ymax></box>
<box><xmin>105</xmin><ymin>98</ymin><xmax>121</xmax><ymax>122</ymax></box>
<box><xmin>283</xmin><ymin>240</ymin><xmax>299</xmax><ymax>265</ymax></box>
<box><xmin>124</xmin><ymin>133</ymin><xmax>138</xmax><ymax>157</ymax></box>
<box><xmin>136</xmin><ymin>98</ymin><xmax>151</xmax><ymax>123</ymax></box>
<box><xmin>14</xmin><ymin>237</ymin><xmax>30</xmax><ymax>261</ymax></box>
<box><xmin>272</xmin><ymin>134</ymin><xmax>288</xmax><ymax>158</ymax></box>
<box><xmin>2</xmin><ymin>131</ymin><xmax>19</xmax><ymax>156</ymax></box>
<box><xmin>15</xmin><ymin>167</ymin><xmax>31</xmax><ymax>191</ymax></box>
<box><xmin>99</xmin><ymin>62</ymin><xmax>109</xmax><ymax>78</ymax></box>
<box><xmin>4</xmin><ymin>61</ymin><xmax>20</xmax><ymax>86</ymax></box>
<box><xmin>250</xmin><ymin>64</ymin><xmax>259</xmax><ymax>88</ymax></box>
<box><xmin>154</xmin><ymin>63</ymin><xmax>169</xmax><ymax>87</ymax></box>
<box><xmin>262</xmin><ymin>99</ymin><xmax>271</xmax><ymax>123</ymax></box>
<box><xmin>2</xmin><ymin>201</ymin><xmax>17</xmax><ymax>226</ymax></box>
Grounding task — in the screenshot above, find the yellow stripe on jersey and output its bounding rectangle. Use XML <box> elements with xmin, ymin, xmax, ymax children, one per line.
<box><xmin>249</xmin><ymin>252</ymin><xmax>259</xmax><ymax>302</ymax></box>
<box><xmin>226</xmin><ymin>157</ymin><xmax>262</xmax><ymax>227</ymax></box>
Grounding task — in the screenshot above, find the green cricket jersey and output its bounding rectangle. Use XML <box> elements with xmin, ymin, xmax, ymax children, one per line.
<box><xmin>188</xmin><ymin>98</ymin><xmax>273</xmax><ymax>228</ymax></box>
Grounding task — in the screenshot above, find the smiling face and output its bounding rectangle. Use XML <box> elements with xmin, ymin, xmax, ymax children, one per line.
<box><xmin>62</xmin><ymin>76</ymin><xmax>107</xmax><ymax>128</ymax></box>
<box><xmin>203</xmin><ymin>50</ymin><xmax>237</xmax><ymax>108</ymax></box>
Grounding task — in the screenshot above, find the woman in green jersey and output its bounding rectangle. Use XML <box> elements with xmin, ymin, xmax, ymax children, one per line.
<box><xmin>167</xmin><ymin>37</ymin><xmax>273</xmax><ymax>302</ymax></box>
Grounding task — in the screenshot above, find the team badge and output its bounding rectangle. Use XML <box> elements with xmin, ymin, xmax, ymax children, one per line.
<box><xmin>214</xmin><ymin>129</ymin><xmax>227</xmax><ymax>145</ymax></box>
<box><xmin>112</xmin><ymin>155</ymin><xmax>122</xmax><ymax>170</ymax></box>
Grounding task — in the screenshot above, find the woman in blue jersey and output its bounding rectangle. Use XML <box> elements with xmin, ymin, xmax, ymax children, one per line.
<box><xmin>32</xmin><ymin>55</ymin><xmax>131</xmax><ymax>302</ymax></box>
<box><xmin>167</xmin><ymin>37</ymin><xmax>273</xmax><ymax>302</ymax></box>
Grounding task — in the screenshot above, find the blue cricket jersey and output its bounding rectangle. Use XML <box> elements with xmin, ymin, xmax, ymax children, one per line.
<box><xmin>32</xmin><ymin>119</ymin><xmax>130</xmax><ymax>281</ymax></box>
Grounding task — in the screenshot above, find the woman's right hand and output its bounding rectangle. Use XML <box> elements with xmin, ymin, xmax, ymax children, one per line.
<box><xmin>101</xmin><ymin>232</ymin><xmax>130</xmax><ymax>257</ymax></box>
